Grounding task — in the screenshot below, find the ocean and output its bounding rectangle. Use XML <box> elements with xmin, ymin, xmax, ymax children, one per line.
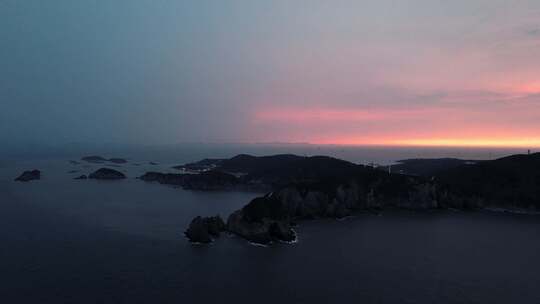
<box><xmin>1</xmin><ymin>144</ymin><xmax>539</xmax><ymax>303</ymax></box>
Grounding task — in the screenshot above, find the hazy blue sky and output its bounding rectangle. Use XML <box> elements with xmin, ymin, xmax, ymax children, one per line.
<box><xmin>2</xmin><ymin>1</ymin><xmax>540</xmax><ymax>147</ymax></box>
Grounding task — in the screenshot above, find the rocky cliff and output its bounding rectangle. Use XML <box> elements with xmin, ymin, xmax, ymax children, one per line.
<box><xmin>224</xmin><ymin>174</ymin><xmax>439</xmax><ymax>244</ymax></box>
<box><xmin>176</xmin><ymin>153</ymin><xmax>540</xmax><ymax>245</ymax></box>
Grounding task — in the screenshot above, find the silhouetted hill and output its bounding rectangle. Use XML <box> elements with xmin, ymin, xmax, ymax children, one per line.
<box><xmin>436</xmin><ymin>153</ymin><xmax>540</xmax><ymax>209</ymax></box>
<box><xmin>223</xmin><ymin>154</ymin><xmax>371</xmax><ymax>188</ymax></box>
<box><xmin>166</xmin><ymin>154</ymin><xmax>386</xmax><ymax>191</ymax></box>
<box><xmin>383</xmin><ymin>158</ymin><xmax>481</xmax><ymax>177</ymax></box>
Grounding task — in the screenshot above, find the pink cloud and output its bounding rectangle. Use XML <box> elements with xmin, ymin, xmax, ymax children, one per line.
<box><xmin>254</xmin><ymin>107</ymin><xmax>440</xmax><ymax>123</ymax></box>
<box><xmin>248</xmin><ymin>94</ymin><xmax>540</xmax><ymax>147</ymax></box>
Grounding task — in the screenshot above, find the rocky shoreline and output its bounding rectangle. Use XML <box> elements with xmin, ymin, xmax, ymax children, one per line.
<box><xmin>180</xmin><ymin>153</ymin><xmax>540</xmax><ymax>245</ymax></box>
<box><xmin>184</xmin><ymin>177</ymin><xmax>439</xmax><ymax>244</ymax></box>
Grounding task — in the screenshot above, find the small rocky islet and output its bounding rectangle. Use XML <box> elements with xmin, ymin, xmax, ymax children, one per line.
<box><xmin>88</xmin><ymin>168</ymin><xmax>126</xmax><ymax>180</ymax></box>
<box><xmin>14</xmin><ymin>170</ymin><xmax>41</xmax><ymax>182</ymax></box>
<box><xmin>184</xmin><ymin>216</ymin><xmax>227</xmax><ymax>243</ymax></box>
<box><xmin>15</xmin><ymin>157</ymin><xmax>129</xmax><ymax>183</ymax></box>
<box><xmin>13</xmin><ymin>168</ymin><xmax>125</xmax><ymax>182</ymax></box>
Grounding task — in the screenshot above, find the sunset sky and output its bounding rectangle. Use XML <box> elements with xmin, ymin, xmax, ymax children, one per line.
<box><xmin>2</xmin><ymin>1</ymin><xmax>540</xmax><ymax>147</ymax></box>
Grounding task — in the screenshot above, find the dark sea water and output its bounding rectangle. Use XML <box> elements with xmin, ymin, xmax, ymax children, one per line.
<box><xmin>1</xmin><ymin>145</ymin><xmax>539</xmax><ymax>303</ymax></box>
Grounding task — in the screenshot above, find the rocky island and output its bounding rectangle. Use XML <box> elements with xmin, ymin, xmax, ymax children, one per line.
<box><xmin>88</xmin><ymin>168</ymin><xmax>126</xmax><ymax>180</ymax></box>
<box><xmin>14</xmin><ymin>170</ymin><xmax>41</xmax><ymax>182</ymax></box>
<box><xmin>177</xmin><ymin>153</ymin><xmax>540</xmax><ymax>245</ymax></box>
<box><xmin>184</xmin><ymin>216</ymin><xmax>227</xmax><ymax>243</ymax></box>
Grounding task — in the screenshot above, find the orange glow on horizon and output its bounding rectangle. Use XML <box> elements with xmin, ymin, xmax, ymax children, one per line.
<box><xmin>517</xmin><ymin>82</ymin><xmax>540</xmax><ymax>95</ymax></box>
<box><xmin>311</xmin><ymin>137</ymin><xmax>540</xmax><ymax>148</ymax></box>
<box><xmin>251</xmin><ymin>103</ymin><xmax>540</xmax><ymax>149</ymax></box>
<box><xmin>254</xmin><ymin>107</ymin><xmax>442</xmax><ymax>123</ymax></box>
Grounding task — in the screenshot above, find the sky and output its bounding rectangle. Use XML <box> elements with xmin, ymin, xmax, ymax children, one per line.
<box><xmin>1</xmin><ymin>0</ymin><xmax>540</xmax><ymax>147</ymax></box>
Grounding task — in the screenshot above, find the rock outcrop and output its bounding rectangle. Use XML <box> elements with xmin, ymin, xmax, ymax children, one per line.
<box><xmin>14</xmin><ymin>170</ymin><xmax>41</xmax><ymax>182</ymax></box>
<box><xmin>88</xmin><ymin>168</ymin><xmax>126</xmax><ymax>180</ymax></box>
<box><xmin>189</xmin><ymin>170</ymin><xmax>445</xmax><ymax>245</ymax></box>
<box><xmin>74</xmin><ymin>175</ymin><xmax>88</xmax><ymax>180</ymax></box>
<box><xmin>224</xmin><ymin>178</ymin><xmax>438</xmax><ymax>244</ymax></box>
<box><xmin>185</xmin><ymin>216</ymin><xmax>226</xmax><ymax>243</ymax></box>
<box><xmin>227</xmin><ymin>212</ymin><xmax>296</xmax><ymax>245</ymax></box>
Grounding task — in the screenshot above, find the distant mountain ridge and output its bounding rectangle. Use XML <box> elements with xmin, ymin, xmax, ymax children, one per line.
<box><xmin>383</xmin><ymin>158</ymin><xmax>481</xmax><ymax>177</ymax></box>
<box><xmin>436</xmin><ymin>152</ymin><xmax>540</xmax><ymax>209</ymax></box>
